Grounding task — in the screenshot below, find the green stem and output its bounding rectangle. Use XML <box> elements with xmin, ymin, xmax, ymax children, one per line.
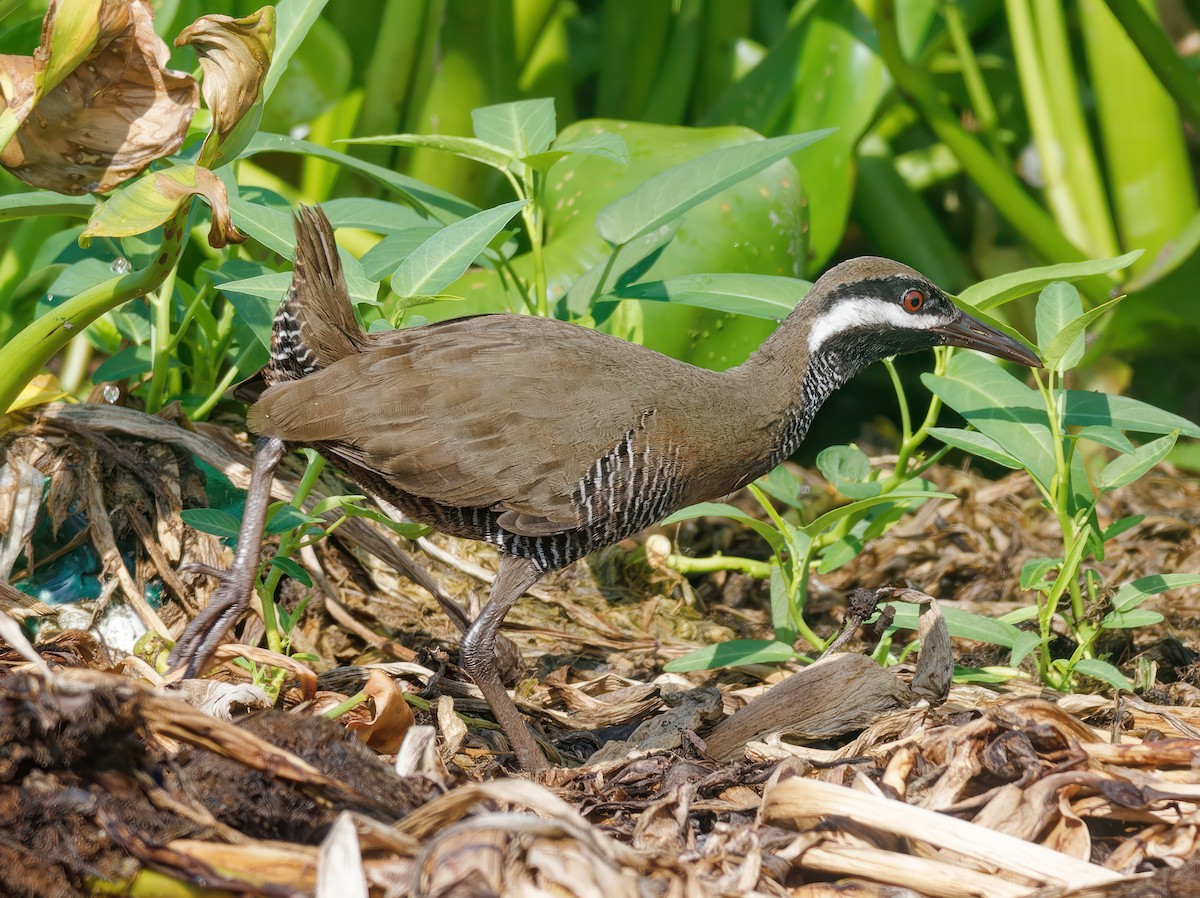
<box><xmin>259</xmin><ymin>452</ymin><xmax>326</xmax><ymax>659</ymax></box>
<box><xmin>942</xmin><ymin>0</ymin><xmax>1006</xmax><ymax>161</ymax></box>
<box><xmin>0</xmin><ymin>207</ymin><xmax>189</xmax><ymax>414</ymax></box>
<box><xmin>144</xmin><ymin>264</ymin><xmax>178</xmax><ymax>413</ymax></box>
<box><xmin>873</xmin><ymin>0</ymin><xmax>1112</xmax><ymax>304</ymax></box>
<box><xmin>323</xmin><ymin>690</ymin><xmax>368</xmax><ymax>719</ymax></box>
<box><xmin>663</xmin><ymin>552</ymin><xmax>772</xmax><ymax>579</ymax></box>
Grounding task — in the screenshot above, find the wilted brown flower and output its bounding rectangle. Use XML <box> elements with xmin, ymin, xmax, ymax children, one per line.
<box><xmin>175</xmin><ymin>7</ymin><xmax>275</xmax><ymax>166</ymax></box>
<box><xmin>0</xmin><ymin>0</ymin><xmax>199</xmax><ymax>195</ymax></box>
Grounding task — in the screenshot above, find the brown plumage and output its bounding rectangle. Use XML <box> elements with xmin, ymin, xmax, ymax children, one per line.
<box><xmin>171</xmin><ymin>206</ymin><xmax>1040</xmax><ymax>771</ymax></box>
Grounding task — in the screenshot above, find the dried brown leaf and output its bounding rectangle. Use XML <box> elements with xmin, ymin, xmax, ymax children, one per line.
<box><xmin>343</xmin><ymin>669</ymin><xmax>413</xmax><ymax>755</ymax></box>
<box><xmin>1</xmin><ymin>0</ymin><xmax>198</xmax><ymax>194</ymax></box>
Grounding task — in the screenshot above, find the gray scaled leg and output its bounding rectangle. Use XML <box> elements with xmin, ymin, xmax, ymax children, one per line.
<box><xmin>168</xmin><ymin>436</ymin><xmax>287</xmax><ymax>678</ymax></box>
<box><xmin>459</xmin><ymin>554</ymin><xmax>547</xmax><ymax>772</ymax></box>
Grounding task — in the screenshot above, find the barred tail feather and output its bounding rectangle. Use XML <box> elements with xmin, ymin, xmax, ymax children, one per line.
<box><xmin>268</xmin><ymin>205</ymin><xmax>365</xmax><ymax>384</ymax></box>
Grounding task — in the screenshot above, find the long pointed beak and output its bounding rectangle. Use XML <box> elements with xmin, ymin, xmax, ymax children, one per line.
<box><xmin>930</xmin><ymin>313</ymin><xmax>1043</xmax><ymax>368</ymax></box>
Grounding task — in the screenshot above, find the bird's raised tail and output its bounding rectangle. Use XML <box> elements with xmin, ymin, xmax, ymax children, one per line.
<box><xmin>267</xmin><ymin>205</ymin><xmax>366</xmax><ymax>385</ymax></box>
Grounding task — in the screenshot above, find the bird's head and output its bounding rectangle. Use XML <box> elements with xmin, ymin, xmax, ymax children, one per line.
<box><xmin>804</xmin><ymin>257</ymin><xmax>1042</xmax><ymax>369</ymax></box>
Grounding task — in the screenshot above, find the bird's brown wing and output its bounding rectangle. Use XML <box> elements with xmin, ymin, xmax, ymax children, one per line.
<box><xmin>247</xmin><ymin>316</ymin><xmax>700</xmax><ymax>534</ymax></box>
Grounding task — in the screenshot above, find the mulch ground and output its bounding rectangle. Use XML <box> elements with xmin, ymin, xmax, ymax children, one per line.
<box><xmin>1</xmin><ymin>401</ymin><xmax>1199</xmax><ymax>898</ymax></box>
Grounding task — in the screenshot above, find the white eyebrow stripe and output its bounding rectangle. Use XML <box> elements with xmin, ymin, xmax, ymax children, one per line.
<box><xmin>807</xmin><ymin>296</ymin><xmax>955</xmax><ymax>353</ymax></box>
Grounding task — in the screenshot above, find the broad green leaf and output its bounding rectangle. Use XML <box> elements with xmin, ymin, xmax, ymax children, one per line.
<box><xmin>1041</xmin><ymin>294</ymin><xmax>1125</xmax><ymax>373</ymax></box>
<box><xmin>0</xmin><ymin>192</ymin><xmax>94</xmax><ymax>223</ymax></box>
<box><xmin>1073</xmin><ymin>425</ymin><xmax>1135</xmax><ymax>453</ymax></box>
<box><xmin>241</xmin><ymin>133</ymin><xmax>477</xmax><ymax>221</ymax></box>
<box><xmin>1110</xmin><ymin>573</ymin><xmax>1200</xmax><ymax>612</ymax></box>
<box><xmin>1035</xmin><ymin>282</ymin><xmax>1084</xmax><ymax>370</ymax></box>
<box><xmin>1101</xmin><ymin>515</ymin><xmax>1144</xmax><ymax>541</ymax></box>
<box><xmin>662</xmin><ymin>639</ymin><xmax>796</xmax><ymax>672</ymax></box>
<box><xmin>1063</xmin><ymin>392</ymin><xmax>1200</xmax><ymax>438</ymax></box>
<box><xmin>769</xmin><ymin>566</ymin><xmax>795</xmax><ymax>643</ymax></box>
<box><xmin>82</xmin><ymin>164</ymin><xmax>241</xmax><ymax>247</ymax></box>
<box><xmin>603</xmin><ymin>273</ymin><xmax>811</xmax><ymax>320</ymax></box>
<box><xmin>180</xmin><ymin>508</ymin><xmax>241</xmax><ymax>540</ymax></box>
<box><xmin>1100</xmin><ymin>609</ymin><xmax>1164</xmax><ymax>630</ymax></box>
<box><xmin>1011</xmin><ymin>632</ymin><xmax>1042</xmax><ymax>666</ymax></box>
<box><xmin>755</xmin><ymin>465</ymin><xmax>808</xmax><ymax>509</ymax></box>
<box><xmin>343</xmin><ymin>133</ymin><xmax>514</xmax><ymax>171</ymax></box>
<box><xmin>262</xmin><ymin>0</ymin><xmax>326</xmax><ymax>101</ymax></box>
<box><xmin>958</xmin><ymin>251</ymin><xmax>1143</xmax><ymax>310</ymax></box>
<box><xmin>923</xmin><ymin>353</ymin><xmax>1057</xmax><ymax>489</ymax></box>
<box><xmin>269</xmin><ymin>555</ymin><xmax>312</xmax><ymax>587</ymax></box>
<box><xmin>265</xmin><ymin>504</ymin><xmax>323</xmax><ymax>534</ymax></box>
<box><xmin>1020</xmin><ymin>557</ymin><xmax>1060</xmax><ymax>590</ymax></box>
<box><xmin>817</xmin><ymin>445</ymin><xmax>871</xmax><ymax>483</ymax></box>
<box><xmin>883</xmin><ymin>602</ymin><xmax>1025</xmax><ymax>648</ymax></box>
<box><xmin>565</xmin><ymin>222</ymin><xmax>679</xmax><ymax>317</ymax></box>
<box><xmin>927</xmin><ymin>427</ymin><xmax>1022</xmax><ymax>469</ymax></box>
<box><xmin>1073</xmin><ymin>658</ymin><xmax>1131</xmax><ymax>691</ymax></box>
<box><xmin>596</xmin><ymin>130</ymin><xmax>832</xmax><ymax>245</ymax></box>
<box><xmin>471</xmin><ymin>98</ymin><xmax>556</xmax><ymax>157</ymax></box>
<box><xmin>662</xmin><ymin>501</ymin><xmax>783</xmax><ymax>551</ymax></box>
<box><xmin>817</xmin><ymin>535</ymin><xmax>863</xmax><ymax>574</ymax></box>
<box><xmin>319</xmin><ymin>198</ymin><xmax>434</xmax><ymax>233</ymax></box>
<box><xmin>392</xmin><ymin>200</ymin><xmax>528</xmax><ymax>298</ymax></box>
<box><xmin>360</xmin><ymin>225</ymin><xmax>442</xmax><ymax>280</ymax></box>
<box><xmin>93</xmin><ymin>345</ymin><xmax>155</xmax><ymax>382</ymax></box>
<box><xmin>220</xmin><ymin>270</ymin><xmax>379</xmax><ymax>314</ymax></box>
<box><xmin>523</xmin><ymin>132</ymin><xmax>629</xmax><ymax>171</ymax></box>
<box><xmin>801</xmin><ymin>490</ymin><xmax>950</xmax><ymax>537</ymax></box>
<box><xmin>1096</xmin><ymin>432</ymin><xmax>1178</xmax><ymax>491</ymax></box>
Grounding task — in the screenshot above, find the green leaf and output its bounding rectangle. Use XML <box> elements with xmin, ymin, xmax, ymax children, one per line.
<box><xmin>360</xmin><ymin>225</ymin><xmax>443</xmax><ymax>280</ymax></box>
<box><xmin>1100</xmin><ymin>609</ymin><xmax>1164</xmax><ymax>630</ymax></box>
<box><xmin>1101</xmin><ymin>515</ymin><xmax>1144</xmax><ymax>541</ymax></box>
<box><xmin>1073</xmin><ymin>425</ymin><xmax>1135</xmax><ymax>453</ymax></box>
<box><xmin>1035</xmin><ymin>282</ymin><xmax>1084</xmax><ymax>370</ymax></box>
<box><xmin>817</xmin><ymin>445</ymin><xmax>871</xmax><ymax>484</ymax></box>
<box><xmin>342</xmin><ymin>134</ymin><xmax>514</xmax><ymax>170</ymax></box>
<box><xmin>180</xmin><ymin>508</ymin><xmax>242</xmax><ymax>540</ymax></box>
<box><xmin>0</xmin><ymin>192</ymin><xmax>94</xmax><ymax>223</ymax></box>
<box><xmin>471</xmin><ymin>98</ymin><xmax>556</xmax><ymax>157</ymax></box>
<box><xmin>93</xmin><ymin>345</ymin><xmax>156</xmax><ymax>382</ymax></box>
<box><xmin>769</xmin><ymin>566</ymin><xmax>795</xmax><ymax>643</ymax></box>
<box><xmin>523</xmin><ymin>132</ymin><xmax>629</xmax><ymax>171</ymax></box>
<box><xmin>1096</xmin><ymin>432</ymin><xmax>1178</xmax><ymax>491</ymax></box>
<box><xmin>564</xmin><ymin>222</ymin><xmax>679</xmax><ymax>318</ymax></box>
<box><xmin>269</xmin><ymin>555</ymin><xmax>312</xmax><ymax>587</ymax></box>
<box><xmin>596</xmin><ymin>130</ymin><xmax>832</xmax><ymax>245</ymax></box>
<box><xmin>1010</xmin><ymin>632</ymin><xmax>1042</xmax><ymax>666</ymax></box>
<box><xmin>1111</xmin><ymin>573</ymin><xmax>1200</xmax><ymax>612</ymax></box>
<box><xmin>603</xmin><ymin>274</ymin><xmax>811</xmax><ymax>320</ymax></box>
<box><xmin>1072</xmin><ymin>658</ymin><xmax>1131</xmax><ymax>691</ymax></box>
<box><xmin>755</xmin><ymin>465</ymin><xmax>808</xmax><ymax>509</ymax></box>
<box><xmin>662</xmin><ymin>501</ymin><xmax>784</xmax><ymax>552</ymax></box>
<box><xmin>927</xmin><ymin>427</ymin><xmax>1022</xmax><ymax>469</ymax></box>
<box><xmin>221</xmin><ymin>270</ymin><xmax>379</xmax><ymax>313</ymax></box>
<box><xmin>958</xmin><ymin>251</ymin><xmax>1143</xmax><ymax>310</ymax></box>
<box><xmin>883</xmin><ymin>602</ymin><xmax>1025</xmax><ymax>648</ymax></box>
<box><xmin>265</xmin><ymin>504</ymin><xmax>323</xmax><ymax>534</ymax></box>
<box><xmin>1040</xmin><ymin>293</ymin><xmax>1125</xmax><ymax>374</ymax></box>
<box><xmin>1020</xmin><ymin>557</ymin><xmax>1060</xmax><ymax>590</ymax></box>
<box><xmin>817</xmin><ymin>535</ymin><xmax>863</xmax><ymax>574</ymax></box>
<box><xmin>241</xmin><ymin>133</ymin><xmax>478</xmax><ymax>221</ymax></box>
<box><xmin>391</xmin><ymin>200</ymin><xmax>529</xmax><ymax>299</ymax></box>
<box><xmin>262</xmin><ymin>0</ymin><xmax>325</xmax><ymax>101</ymax></box>
<box><xmin>801</xmin><ymin>490</ymin><xmax>950</xmax><ymax>538</ymax></box>
<box><xmin>923</xmin><ymin>353</ymin><xmax>1056</xmax><ymax>489</ymax></box>
<box><xmin>662</xmin><ymin>639</ymin><xmax>796</xmax><ymax>672</ymax></box>
<box><xmin>1063</xmin><ymin>392</ymin><xmax>1200</xmax><ymax>438</ymax></box>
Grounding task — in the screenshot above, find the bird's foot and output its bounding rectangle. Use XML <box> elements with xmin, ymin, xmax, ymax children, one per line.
<box><xmin>166</xmin><ymin>563</ymin><xmax>258</xmax><ymax>679</ymax></box>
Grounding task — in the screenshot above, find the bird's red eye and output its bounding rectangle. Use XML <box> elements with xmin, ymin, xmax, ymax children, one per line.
<box><xmin>902</xmin><ymin>288</ymin><xmax>925</xmax><ymax>313</ymax></box>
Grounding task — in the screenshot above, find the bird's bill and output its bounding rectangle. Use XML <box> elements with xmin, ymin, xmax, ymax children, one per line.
<box><xmin>931</xmin><ymin>313</ymin><xmax>1043</xmax><ymax>368</ymax></box>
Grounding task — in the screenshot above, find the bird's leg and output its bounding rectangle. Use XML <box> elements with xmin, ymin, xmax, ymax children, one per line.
<box><xmin>459</xmin><ymin>554</ymin><xmax>548</xmax><ymax>772</ymax></box>
<box><xmin>168</xmin><ymin>436</ymin><xmax>287</xmax><ymax>678</ymax></box>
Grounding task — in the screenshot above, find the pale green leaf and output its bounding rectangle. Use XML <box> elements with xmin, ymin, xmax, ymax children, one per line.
<box><xmin>605</xmin><ymin>273</ymin><xmax>810</xmax><ymax>320</ymax></box>
<box><xmin>392</xmin><ymin>200</ymin><xmax>528</xmax><ymax>298</ymax></box>
<box><xmin>596</xmin><ymin>130</ymin><xmax>832</xmax><ymax>245</ymax></box>
<box><xmin>1063</xmin><ymin>392</ymin><xmax>1200</xmax><ymax>438</ymax></box>
<box><xmin>958</xmin><ymin>251</ymin><xmax>1143</xmax><ymax>310</ymax></box>
<box><xmin>927</xmin><ymin>427</ymin><xmax>1022</xmax><ymax>469</ymax></box>
<box><xmin>342</xmin><ymin>133</ymin><xmax>514</xmax><ymax>170</ymax></box>
<box><xmin>1096</xmin><ymin>432</ymin><xmax>1178</xmax><ymax>491</ymax></box>
<box><xmin>471</xmin><ymin>98</ymin><xmax>556</xmax><ymax>156</ymax></box>
<box><xmin>662</xmin><ymin>502</ymin><xmax>783</xmax><ymax>551</ymax></box>
<box><xmin>1073</xmin><ymin>658</ymin><xmax>1131</xmax><ymax>691</ymax></box>
<box><xmin>663</xmin><ymin>640</ymin><xmax>796</xmax><ymax>672</ymax></box>
<box><xmin>523</xmin><ymin>132</ymin><xmax>629</xmax><ymax>171</ymax></box>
